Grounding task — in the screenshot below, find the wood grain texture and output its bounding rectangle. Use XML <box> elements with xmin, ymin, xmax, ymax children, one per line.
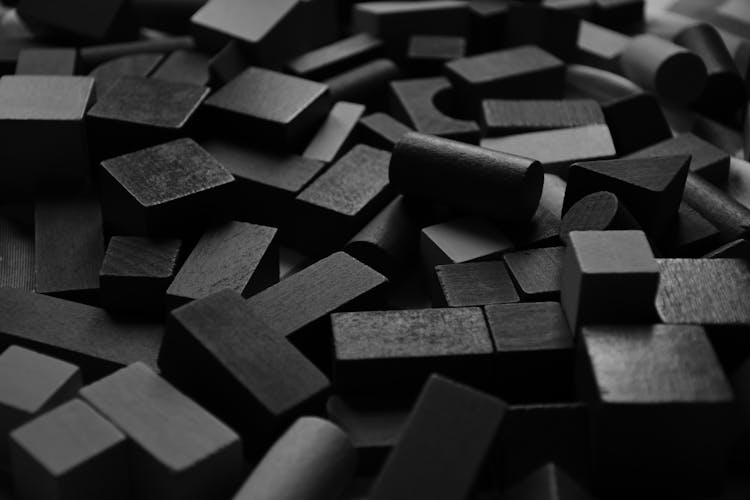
<box><xmin>503</xmin><ymin>246</ymin><xmax>564</xmax><ymax>301</ymax></box>
<box><xmin>682</xmin><ymin>171</ymin><xmax>750</xmax><ymax>239</ymax></box>
<box><xmin>480</xmin><ymin>99</ymin><xmax>604</xmax><ymax>136</ymax></box>
<box><xmin>658</xmin><ymin>203</ymin><xmax>722</xmax><ymax>257</ymax></box>
<box><xmin>231</xmin><ymin>417</ymin><xmax>356</xmax><ymax>500</ymax></box>
<box><xmin>80</xmin><ymin>362</ymin><xmax>243</xmax><ymax>500</ymax></box>
<box><xmin>434</xmin><ymin>261</ymin><xmax>519</xmax><ymax>307</ymax></box>
<box><xmin>560</xmin><ymin>191</ymin><xmax>640</xmax><ymax>242</ymax></box>
<box><xmin>150</xmin><ymin>50</ymin><xmax>210</xmax><ymax>86</ymax></box>
<box><xmin>602</xmin><ymin>92</ymin><xmax>672</xmax><ymax>155</ymax></box>
<box><xmin>15</xmin><ymin>48</ymin><xmax>76</xmax><ymax>75</ymax></box>
<box><xmin>500</xmin><ymin>463</ymin><xmax>595</xmax><ymax>500</ymax></box>
<box><xmin>88</xmin><ymin>53</ymin><xmax>164</xmax><ymax>98</ymax></box>
<box><xmin>287</xmin><ymin>33</ymin><xmax>384</xmax><ymax>80</ymax></box>
<box><xmin>369</xmin><ymin>375</ymin><xmax>506</xmax><ymax>500</ymax></box>
<box><xmin>168</xmin><ymin>221</ymin><xmax>277</xmax><ymax>307</ymax></box>
<box><xmin>391</xmin><ymin>132</ymin><xmax>543</xmax><ymax>222</ymax></box>
<box><xmin>0</xmin><ymin>288</ymin><xmax>163</xmax><ymax>381</ymax></box>
<box><xmin>303</xmin><ymin>102</ymin><xmax>366</xmax><ymax>163</ymax></box>
<box><xmin>0</xmin><ymin>205</ymin><xmax>34</xmax><ymax>291</ymax></box>
<box><xmin>9</xmin><ymin>399</ymin><xmax>128</xmax><ymax>500</ymax></box>
<box><xmin>356</xmin><ymin>112</ymin><xmax>413</xmax><ymax>150</ymax></box>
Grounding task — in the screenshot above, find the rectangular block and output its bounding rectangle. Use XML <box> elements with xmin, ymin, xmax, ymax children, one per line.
<box><xmin>303</xmin><ymin>102</ymin><xmax>365</xmax><ymax>163</ymax></box>
<box><xmin>434</xmin><ymin>261</ymin><xmax>519</xmax><ymax>307</ymax></box>
<box><xmin>286</xmin><ymin>33</ymin><xmax>384</xmax><ymax>80</ymax></box>
<box><xmin>480</xmin><ymin>99</ymin><xmax>604</xmax><ymax>136</ymax></box>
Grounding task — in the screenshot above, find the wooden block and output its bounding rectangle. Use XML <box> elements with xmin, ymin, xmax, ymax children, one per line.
<box><xmin>503</xmin><ymin>246</ymin><xmax>564</xmax><ymax>301</ymax></box>
<box><xmin>207</xmin><ymin>41</ymin><xmax>249</xmax><ymax>85</ymax></box>
<box><xmin>487</xmin><ymin>302</ymin><xmax>574</xmax><ymax>403</ymax></box>
<box><xmin>0</xmin><ymin>346</ymin><xmax>81</xmax><ymax>469</ymax></box>
<box><xmin>445</xmin><ymin>45</ymin><xmax>565</xmax><ymax>107</ymax></box>
<box><xmin>674</xmin><ymin>22</ymin><xmax>746</xmax><ymax>126</ymax></box>
<box><xmin>619</xmin><ymin>34</ymin><xmax>707</xmax><ymax>105</ymax></box>
<box><xmin>575</xmin><ymin>20</ymin><xmax>629</xmax><ymax>72</ymax></box>
<box><xmin>333</xmin><ymin>308</ymin><xmax>493</xmax><ymax>401</ymax></box>
<box><xmin>132</xmin><ymin>0</ymin><xmax>207</xmax><ymax>34</ymax></box>
<box><xmin>560</xmin><ymin>230</ymin><xmax>659</xmax><ymax>332</ymax></box>
<box><xmin>324</xmin><ymin>58</ymin><xmax>400</xmax><ymax>105</ymax></box>
<box><xmin>391</xmin><ymin>132</ymin><xmax>543</xmax><ymax>222</ymax></box>
<box><xmin>594</xmin><ymin>0</ymin><xmax>644</xmax><ymax>27</ymax></box>
<box><xmin>232</xmin><ymin>417</ymin><xmax>355</xmax><ymax>500</ymax></box>
<box><xmin>602</xmin><ymin>92</ymin><xmax>672</xmax><ymax>155</ymax></box>
<box><xmin>0</xmin><ymin>204</ymin><xmax>34</xmax><ymax>291</ymax></box>
<box><xmin>389</xmin><ymin>77</ymin><xmax>480</xmax><ymax>143</ymax></box>
<box><xmin>80</xmin><ymin>363</ymin><xmax>243</xmax><ymax>500</ymax></box>
<box><xmin>369</xmin><ymin>375</ymin><xmax>506</xmax><ymax>500</ymax></box>
<box><xmin>160</xmin><ymin>290</ymin><xmax>329</xmax><ymax>455</ymax></box>
<box><xmin>505</xmin><ymin>4</ymin><xmax>581</xmax><ymax>60</ymax></box>
<box><xmin>9</xmin><ymin>400</ymin><xmax>128</xmax><ymax>500</ymax></box>
<box><xmin>87</xmin><ymin>76</ymin><xmax>209</xmax><ymax>159</ymax></box>
<box><xmin>560</xmin><ymin>191</ymin><xmax>640</xmax><ymax>242</ymax></box>
<box><xmin>726</xmin><ymin>157</ymin><xmax>750</xmax><ymax>210</ymax></box>
<box><xmin>480</xmin><ymin>99</ymin><xmax>604</xmax><ymax>136</ymax></box>
<box><xmin>167</xmin><ymin>221</ymin><xmax>278</xmax><ymax>308</ymax></box>
<box><xmin>0</xmin><ymin>288</ymin><xmax>163</xmax><ymax>381</ymax></box>
<box><xmin>499</xmin><ymin>462</ymin><xmax>595</xmax><ymax>500</ymax></box>
<box><xmin>540</xmin><ymin>173</ymin><xmax>568</xmax><ymax>219</ymax></box>
<box><xmin>292</xmin><ymin>144</ymin><xmax>393</xmax><ymax>252</ymax></box>
<box><xmin>150</xmin><ymin>50</ymin><xmax>210</xmax><ymax>86</ymax></box>
<box><xmin>303</xmin><ymin>102</ymin><xmax>366</xmax><ymax>163</ymax></box>
<box><xmin>579</xmin><ymin>323</ymin><xmax>733</xmax><ymax>497</ymax></box>
<box><xmin>88</xmin><ymin>53</ymin><xmax>164</xmax><ymax>99</ymax></box>
<box><xmin>405</xmin><ymin>35</ymin><xmax>466</xmax><ymax>75</ymax></box>
<box><xmin>17</xmin><ymin>0</ymin><xmax>136</xmax><ymax>41</ymax></box>
<box><xmin>245</xmin><ymin>252</ymin><xmax>388</xmax><ymax>363</ymax></box>
<box><xmin>657</xmin><ymin>203</ymin><xmax>722</xmax><ymax>257</ymax></box>
<box><xmin>505</xmin><ymin>204</ymin><xmax>562</xmax><ymax>250</ymax></box>
<box><xmin>563</xmin><ymin>155</ymin><xmax>689</xmax><ymax>235</ymax></box>
<box><xmin>682</xmin><ymin>171</ymin><xmax>750</xmax><ymax>240</ymax></box>
<box><xmin>434</xmin><ymin>261</ymin><xmax>519</xmax><ymax>307</ymax></box>
<box><xmin>0</xmin><ymin>76</ymin><xmax>94</xmax><ymax>199</ymax></box>
<box><xmin>705</xmin><ymin>239</ymin><xmax>750</xmax><ymax>259</ymax></box>
<box><xmin>468</xmin><ymin>0</ymin><xmax>510</xmax><ymax>52</ymax></box>
<box><xmin>100</xmin><ymin>138</ymin><xmax>235</xmax><ymax>236</ymax></box>
<box><xmin>79</xmin><ymin>36</ymin><xmax>194</xmax><ymax>69</ymax></box>
<box><xmin>345</xmin><ymin>196</ymin><xmax>420</xmax><ymax>278</ymax></box>
<box><xmin>693</xmin><ymin>115</ymin><xmax>743</xmax><ymax>158</ymax></box>
<box><xmin>565</xmin><ymin>64</ymin><xmax>642</xmax><ymax>103</ymax></box>
<box><xmin>200</xmin><ymin>138</ymin><xmax>325</xmax><ymax>226</ymax></box>
<box><xmin>204</xmin><ymin>67</ymin><xmax>331</xmax><ymax>150</ymax></box>
<box><xmin>627</xmin><ymin>133</ymin><xmax>730</xmax><ymax>184</ymax></box>
<box><xmin>355</xmin><ymin>112</ymin><xmax>413</xmax><ymax>151</ymax></box>
<box><xmin>481</xmin><ymin>125</ymin><xmax>616</xmax><ymax>177</ymax></box>
<box><xmin>15</xmin><ymin>48</ymin><xmax>77</xmax><ymax>75</ymax></box>
<box><xmin>100</xmin><ymin>236</ymin><xmax>182</xmax><ymax>314</ymax></box>
<box><xmin>35</xmin><ymin>191</ymin><xmax>104</xmax><ymax>304</ymax></box>
<box><xmin>286</xmin><ymin>33</ymin><xmax>384</xmax><ymax>80</ymax></box>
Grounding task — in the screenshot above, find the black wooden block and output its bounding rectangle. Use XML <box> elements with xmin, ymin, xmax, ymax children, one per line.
<box><xmin>434</xmin><ymin>261</ymin><xmax>519</xmax><ymax>307</ymax></box>
<box><xmin>594</xmin><ymin>0</ymin><xmax>644</xmax><ymax>28</ymax></box>
<box><xmin>324</xmin><ymin>58</ymin><xmax>400</xmax><ymax>105</ymax></box>
<box><xmin>405</xmin><ymin>35</ymin><xmax>466</xmax><ymax>75</ymax></box>
<box><xmin>560</xmin><ymin>191</ymin><xmax>640</xmax><ymax>242</ymax></box>
<box><xmin>200</xmin><ymin>138</ymin><xmax>325</xmax><ymax>226</ymax></box>
<box><xmin>682</xmin><ymin>171</ymin><xmax>750</xmax><ymax>240</ymax></box>
<box><xmin>15</xmin><ymin>48</ymin><xmax>77</xmax><ymax>75</ymax></box>
<box><xmin>292</xmin><ymin>144</ymin><xmax>393</xmax><ymax>253</ymax></box>
<box><xmin>302</xmin><ymin>101</ymin><xmax>365</xmax><ymax>164</ymax></box>
<box><xmin>206</xmin><ymin>41</ymin><xmax>248</xmax><ymax>85</ymax></box>
<box><xmin>487</xmin><ymin>302</ymin><xmax>574</xmax><ymax>403</ymax></box>
<box><xmin>167</xmin><ymin>221</ymin><xmax>278</xmax><ymax>308</ymax></box>
<box><xmin>563</xmin><ymin>155</ymin><xmax>690</xmax><ymax>235</ymax></box>
<box><xmin>0</xmin><ymin>75</ymin><xmax>94</xmax><ymax>199</ymax></box>
<box><xmin>389</xmin><ymin>77</ymin><xmax>480</xmax><ymax>143</ymax></box>
<box><xmin>17</xmin><ymin>0</ymin><xmax>136</xmax><ymax>41</ymax></box>
<box><xmin>505</xmin><ymin>5</ymin><xmax>581</xmax><ymax>61</ymax></box>
<box><xmin>204</xmin><ymin>67</ymin><xmax>332</xmax><ymax>150</ymax></box>
<box><xmin>79</xmin><ymin>36</ymin><xmax>194</xmax><ymax>69</ymax></box>
<box><xmin>0</xmin><ymin>288</ymin><xmax>162</xmax><ymax>381</ymax></box>
<box><xmin>602</xmin><ymin>92</ymin><xmax>672</xmax><ymax>155</ymax></box>
<box><xmin>503</xmin><ymin>247</ymin><xmax>564</xmax><ymax>301</ymax></box>
<box><xmin>287</xmin><ymin>33</ymin><xmax>384</xmax><ymax>80</ymax></box>
<box><xmin>35</xmin><ymin>192</ymin><xmax>103</xmax><ymax>305</ymax></box>
<box><xmin>499</xmin><ymin>462</ymin><xmax>595</xmax><ymax>500</ymax></box>
<box><xmin>565</xmin><ymin>64</ymin><xmax>641</xmax><ymax>103</ymax></box>
<box><xmin>575</xmin><ymin>20</ymin><xmax>629</xmax><ymax>72</ymax></box>
<box><xmin>705</xmin><ymin>239</ymin><xmax>750</xmax><ymax>259</ymax></box>
<box><xmin>0</xmin><ymin>204</ymin><xmax>34</xmax><ymax>291</ymax></box>
<box><xmin>658</xmin><ymin>203</ymin><xmax>722</xmax><ymax>257</ymax></box>
<box><xmin>100</xmin><ymin>236</ymin><xmax>182</xmax><ymax>314</ymax></box>
<box><xmin>150</xmin><ymin>49</ymin><xmax>210</xmax><ymax>87</ymax></box>
<box><xmin>355</xmin><ymin>112</ymin><xmax>413</xmax><ymax>151</ymax></box>
<box><xmin>87</xmin><ymin>76</ymin><xmax>209</xmax><ymax>159</ymax></box>
<box><xmin>578</xmin><ymin>323</ymin><xmax>733</xmax><ymax>498</ymax></box>
<box><xmin>480</xmin><ymin>99</ymin><xmax>604</xmax><ymax>136</ymax></box>
<box><xmin>160</xmin><ymin>290</ymin><xmax>330</xmax><ymax>456</ymax></box>
<box><xmin>245</xmin><ymin>252</ymin><xmax>388</xmax><ymax>365</ymax></box>
<box><xmin>505</xmin><ymin>204</ymin><xmax>562</xmax><ymax>250</ymax></box>
<box><xmin>369</xmin><ymin>374</ymin><xmax>506</xmax><ymax>500</ymax></box>
<box><xmin>100</xmin><ymin>138</ymin><xmax>235</xmax><ymax>236</ymax></box>
<box><xmin>88</xmin><ymin>53</ymin><xmax>164</xmax><ymax>98</ymax></box>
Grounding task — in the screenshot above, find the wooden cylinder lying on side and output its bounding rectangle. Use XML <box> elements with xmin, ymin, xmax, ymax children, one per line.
<box><xmin>232</xmin><ymin>417</ymin><xmax>356</xmax><ymax>500</ymax></box>
<box><xmin>619</xmin><ymin>34</ymin><xmax>707</xmax><ymax>105</ymax></box>
<box><xmin>683</xmin><ymin>172</ymin><xmax>750</xmax><ymax>240</ymax></box>
<box><xmin>390</xmin><ymin>132</ymin><xmax>544</xmax><ymax>222</ymax></box>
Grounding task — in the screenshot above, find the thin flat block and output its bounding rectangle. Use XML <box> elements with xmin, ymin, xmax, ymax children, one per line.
<box><xmin>88</xmin><ymin>53</ymin><xmax>164</xmax><ymax>99</ymax></box>
<box><xmin>9</xmin><ymin>399</ymin><xmax>128</xmax><ymax>500</ymax></box>
<box><xmin>480</xmin><ymin>99</ymin><xmax>604</xmax><ymax>136</ymax></box>
<box><xmin>356</xmin><ymin>112</ymin><xmax>413</xmax><ymax>150</ymax></box>
<box><xmin>16</xmin><ymin>48</ymin><xmax>77</xmax><ymax>75</ymax></box>
<box><xmin>286</xmin><ymin>33</ymin><xmax>384</xmax><ymax>80</ymax></box>
<box><xmin>303</xmin><ymin>102</ymin><xmax>366</xmax><ymax>163</ymax></box>
<box><xmin>602</xmin><ymin>92</ymin><xmax>672</xmax><ymax>155</ymax></box>
<box><xmin>0</xmin><ymin>205</ymin><xmax>34</xmax><ymax>291</ymax></box>
<box><xmin>100</xmin><ymin>138</ymin><xmax>235</xmax><ymax>236</ymax></box>
<box><xmin>503</xmin><ymin>246</ymin><xmax>564</xmax><ymax>301</ymax></box>
<box><xmin>434</xmin><ymin>261</ymin><xmax>519</xmax><ymax>307</ymax></box>
<box><xmin>17</xmin><ymin>0</ymin><xmax>135</xmax><ymax>40</ymax></box>
<box><xmin>80</xmin><ymin>363</ymin><xmax>243</xmax><ymax>500</ymax></box>
<box><xmin>167</xmin><ymin>221</ymin><xmax>278</xmax><ymax>308</ymax></box>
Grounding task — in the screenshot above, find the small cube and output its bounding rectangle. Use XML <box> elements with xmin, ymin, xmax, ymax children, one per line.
<box><xmin>434</xmin><ymin>261</ymin><xmax>519</xmax><ymax>307</ymax></box>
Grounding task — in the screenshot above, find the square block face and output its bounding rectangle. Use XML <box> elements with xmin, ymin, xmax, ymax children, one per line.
<box><xmin>0</xmin><ymin>346</ymin><xmax>80</xmax><ymax>414</ymax></box>
<box><xmin>101</xmin><ymin>138</ymin><xmax>234</xmax><ymax>209</ymax></box>
<box><xmin>582</xmin><ymin>324</ymin><xmax>732</xmax><ymax>404</ymax></box>
<box><xmin>568</xmin><ymin>230</ymin><xmax>657</xmax><ymax>275</ymax></box>
<box><xmin>100</xmin><ymin>237</ymin><xmax>182</xmax><ymax>279</ymax></box>
<box><xmin>435</xmin><ymin>261</ymin><xmax>519</xmax><ymax>307</ymax></box>
<box><xmin>88</xmin><ymin>76</ymin><xmax>209</xmax><ymax>129</ymax></box>
<box><xmin>0</xmin><ymin>76</ymin><xmax>93</xmax><ymax>120</ymax></box>
<box><xmin>486</xmin><ymin>302</ymin><xmax>572</xmax><ymax>352</ymax></box>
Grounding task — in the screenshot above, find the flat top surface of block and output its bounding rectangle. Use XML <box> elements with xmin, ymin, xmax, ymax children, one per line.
<box><xmin>88</xmin><ymin>76</ymin><xmax>209</xmax><ymax>129</ymax></box>
<box><xmin>205</xmin><ymin>67</ymin><xmax>328</xmax><ymax>124</ymax></box>
<box><xmin>569</xmin><ymin>230</ymin><xmax>657</xmax><ymax>275</ymax></box>
<box><xmin>11</xmin><ymin>399</ymin><xmax>125</xmax><ymax>475</ymax></box>
<box><xmin>80</xmin><ymin>362</ymin><xmax>240</xmax><ymax>471</ymax></box>
<box><xmin>445</xmin><ymin>45</ymin><xmax>562</xmax><ymax>84</ymax></box>
<box><xmin>296</xmin><ymin>144</ymin><xmax>390</xmax><ymax>215</ymax></box>
<box><xmin>503</xmin><ymin>246</ymin><xmax>564</xmax><ymax>296</ymax></box>
<box><xmin>408</xmin><ymin>35</ymin><xmax>466</xmax><ymax>59</ymax></box>
<box><xmin>333</xmin><ymin>308</ymin><xmax>493</xmax><ymax>360</ymax></box>
<box><xmin>0</xmin><ymin>76</ymin><xmax>93</xmax><ymax>120</ymax></box>
<box><xmin>482</xmin><ymin>99</ymin><xmax>604</xmax><ymax>130</ymax></box>
<box><xmin>436</xmin><ymin>261</ymin><xmax>519</xmax><ymax>307</ymax></box>
<box><xmin>0</xmin><ymin>346</ymin><xmax>79</xmax><ymax>413</ymax></box>
<box><xmin>422</xmin><ymin>217</ymin><xmax>513</xmax><ymax>263</ymax></box>
<box><xmin>582</xmin><ymin>324</ymin><xmax>733</xmax><ymax>403</ymax></box>
<box><xmin>101</xmin><ymin>138</ymin><xmax>234</xmax><ymax>208</ymax></box>
<box><xmin>100</xmin><ymin>237</ymin><xmax>182</xmax><ymax>278</ymax></box>
<box><xmin>573</xmin><ymin>155</ymin><xmax>690</xmax><ymax>192</ymax></box>
<box><xmin>627</xmin><ymin>133</ymin><xmax>728</xmax><ymax>175</ymax></box>
<box><xmin>192</xmin><ymin>0</ymin><xmax>300</xmax><ymax>42</ymax></box>
<box><xmin>485</xmin><ymin>302</ymin><xmax>572</xmax><ymax>351</ymax></box>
